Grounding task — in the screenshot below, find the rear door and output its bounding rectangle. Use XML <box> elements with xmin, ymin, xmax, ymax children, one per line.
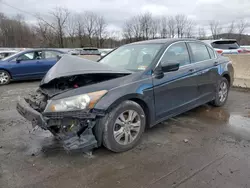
<box><xmin>153</xmin><ymin>42</ymin><xmax>199</xmax><ymax>121</ymax></box>
<box><xmin>40</xmin><ymin>50</ymin><xmax>62</xmax><ymax>75</ymax></box>
<box><xmin>187</xmin><ymin>41</ymin><xmax>219</xmax><ymax>103</ymax></box>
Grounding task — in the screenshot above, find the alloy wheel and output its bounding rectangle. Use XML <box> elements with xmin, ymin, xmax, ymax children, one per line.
<box><xmin>113</xmin><ymin>110</ymin><xmax>141</xmax><ymax>145</ymax></box>
<box><xmin>218</xmin><ymin>81</ymin><xmax>228</xmax><ymax>103</ymax></box>
<box><xmin>0</xmin><ymin>71</ymin><xmax>10</xmax><ymax>85</ymax></box>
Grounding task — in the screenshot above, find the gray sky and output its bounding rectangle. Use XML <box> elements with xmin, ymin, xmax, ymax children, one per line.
<box><xmin>1</xmin><ymin>0</ymin><xmax>250</xmax><ymax>33</ymax></box>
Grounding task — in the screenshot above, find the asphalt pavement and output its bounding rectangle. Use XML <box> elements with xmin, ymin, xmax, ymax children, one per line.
<box><xmin>1</xmin><ymin>81</ymin><xmax>250</xmax><ymax>188</ymax></box>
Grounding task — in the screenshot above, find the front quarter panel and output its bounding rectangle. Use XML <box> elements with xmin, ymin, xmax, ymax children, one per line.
<box><xmin>94</xmin><ymin>73</ymin><xmax>155</xmax><ymax>124</ymax></box>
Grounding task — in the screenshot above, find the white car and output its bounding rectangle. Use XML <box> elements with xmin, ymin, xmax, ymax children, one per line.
<box><xmin>202</xmin><ymin>39</ymin><xmax>243</xmax><ymax>55</ymax></box>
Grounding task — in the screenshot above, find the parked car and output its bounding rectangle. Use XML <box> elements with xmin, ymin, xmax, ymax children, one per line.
<box><xmin>99</xmin><ymin>48</ymin><xmax>113</xmax><ymax>57</ymax></box>
<box><xmin>68</xmin><ymin>48</ymin><xmax>82</xmax><ymax>55</ymax></box>
<box><xmin>0</xmin><ymin>49</ymin><xmax>65</xmax><ymax>85</ymax></box>
<box><xmin>203</xmin><ymin>39</ymin><xmax>243</xmax><ymax>55</ymax></box>
<box><xmin>17</xmin><ymin>39</ymin><xmax>234</xmax><ymax>153</ymax></box>
<box><xmin>0</xmin><ymin>50</ymin><xmax>18</xmax><ymax>59</ymax></box>
<box><xmin>80</xmin><ymin>47</ymin><xmax>101</xmax><ymax>55</ymax></box>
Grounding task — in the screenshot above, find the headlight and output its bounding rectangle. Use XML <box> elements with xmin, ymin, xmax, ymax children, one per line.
<box><xmin>44</xmin><ymin>90</ymin><xmax>107</xmax><ymax>112</ymax></box>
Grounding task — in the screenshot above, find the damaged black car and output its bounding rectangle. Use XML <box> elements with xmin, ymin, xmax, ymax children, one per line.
<box><xmin>17</xmin><ymin>38</ymin><xmax>234</xmax><ymax>152</ymax></box>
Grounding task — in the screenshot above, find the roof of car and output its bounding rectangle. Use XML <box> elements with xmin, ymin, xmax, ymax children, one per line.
<box><xmin>129</xmin><ymin>38</ymin><xmax>198</xmax><ymax>45</ymax></box>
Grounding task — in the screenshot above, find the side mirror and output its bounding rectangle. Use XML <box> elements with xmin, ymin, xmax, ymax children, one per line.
<box><xmin>16</xmin><ymin>57</ymin><xmax>22</xmax><ymax>63</ymax></box>
<box><xmin>161</xmin><ymin>61</ymin><xmax>180</xmax><ymax>72</ymax></box>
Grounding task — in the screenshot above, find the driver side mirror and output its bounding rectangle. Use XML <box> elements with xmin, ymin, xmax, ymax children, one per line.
<box><xmin>161</xmin><ymin>61</ymin><xmax>180</xmax><ymax>72</ymax></box>
<box><xmin>154</xmin><ymin>61</ymin><xmax>180</xmax><ymax>79</ymax></box>
<box><xmin>16</xmin><ymin>57</ymin><xmax>22</xmax><ymax>63</ymax></box>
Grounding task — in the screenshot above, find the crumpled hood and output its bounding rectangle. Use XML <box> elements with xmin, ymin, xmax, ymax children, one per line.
<box><xmin>41</xmin><ymin>54</ymin><xmax>132</xmax><ymax>85</ymax></box>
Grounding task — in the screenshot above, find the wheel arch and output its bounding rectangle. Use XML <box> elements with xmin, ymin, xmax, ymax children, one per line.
<box><xmin>222</xmin><ymin>72</ymin><xmax>231</xmax><ymax>86</ymax></box>
<box><xmin>0</xmin><ymin>68</ymin><xmax>12</xmax><ymax>79</ymax></box>
<box><xmin>94</xmin><ymin>94</ymin><xmax>152</xmax><ymax>147</ymax></box>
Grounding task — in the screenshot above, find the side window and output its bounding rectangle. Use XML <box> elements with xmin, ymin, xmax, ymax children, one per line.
<box><xmin>44</xmin><ymin>51</ymin><xmax>61</xmax><ymax>59</ymax></box>
<box><xmin>207</xmin><ymin>46</ymin><xmax>216</xmax><ymax>59</ymax></box>
<box><xmin>161</xmin><ymin>42</ymin><xmax>190</xmax><ymax>67</ymax></box>
<box><xmin>162</xmin><ymin>42</ymin><xmax>190</xmax><ymax>66</ymax></box>
<box><xmin>18</xmin><ymin>51</ymin><xmax>43</xmax><ymax>61</ymax></box>
<box><xmin>188</xmin><ymin>42</ymin><xmax>210</xmax><ymax>62</ymax></box>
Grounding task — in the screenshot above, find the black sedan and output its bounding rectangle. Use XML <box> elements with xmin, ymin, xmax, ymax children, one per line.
<box><xmin>17</xmin><ymin>38</ymin><xmax>234</xmax><ymax>152</ymax></box>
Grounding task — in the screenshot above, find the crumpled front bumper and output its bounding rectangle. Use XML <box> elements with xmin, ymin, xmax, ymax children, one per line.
<box><xmin>16</xmin><ymin>98</ymin><xmax>98</xmax><ymax>151</ymax></box>
<box><xmin>16</xmin><ymin>98</ymin><xmax>47</xmax><ymax>129</ymax></box>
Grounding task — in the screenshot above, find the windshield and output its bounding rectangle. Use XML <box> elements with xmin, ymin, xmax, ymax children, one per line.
<box><xmin>99</xmin><ymin>44</ymin><xmax>162</xmax><ymax>71</ymax></box>
<box><xmin>211</xmin><ymin>41</ymin><xmax>240</xmax><ymax>50</ymax></box>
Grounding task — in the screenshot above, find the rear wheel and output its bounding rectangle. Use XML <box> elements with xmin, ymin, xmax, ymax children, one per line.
<box><xmin>102</xmin><ymin>100</ymin><xmax>146</xmax><ymax>152</ymax></box>
<box><xmin>211</xmin><ymin>77</ymin><xmax>229</xmax><ymax>107</ymax></box>
<box><xmin>0</xmin><ymin>70</ymin><xmax>11</xmax><ymax>85</ymax></box>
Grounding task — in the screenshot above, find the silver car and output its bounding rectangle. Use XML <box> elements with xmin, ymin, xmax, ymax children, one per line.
<box><xmin>202</xmin><ymin>39</ymin><xmax>243</xmax><ymax>55</ymax></box>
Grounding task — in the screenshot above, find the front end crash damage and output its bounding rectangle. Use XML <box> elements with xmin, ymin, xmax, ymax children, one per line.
<box><xmin>17</xmin><ymin>91</ymin><xmax>104</xmax><ymax>151</ymax></box>
<box><xmin>16</xmin><ymin>55</ymin><xmax>131</xmax><ymax>151</ymax></box>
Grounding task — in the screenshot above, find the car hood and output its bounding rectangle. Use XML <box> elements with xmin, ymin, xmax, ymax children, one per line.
<box><xmin>40</xmin><ymin>54</ymin><xmax>132</xmax><ymax>85</ymax></box>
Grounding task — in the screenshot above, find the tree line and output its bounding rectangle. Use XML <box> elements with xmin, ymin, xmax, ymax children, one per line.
<box><xmin>0</xmin><ymin>8</ymin><xmax>249</xmax><ymax>48</ymax></box>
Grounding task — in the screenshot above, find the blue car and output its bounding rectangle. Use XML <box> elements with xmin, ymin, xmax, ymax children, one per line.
<box><xmin>0</xmin><ymin>49</ymin><xmax>65</xmax><ymax>85</ymax></box>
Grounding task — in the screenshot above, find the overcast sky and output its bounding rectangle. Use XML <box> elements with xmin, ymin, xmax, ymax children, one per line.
<box><xmin>1</xmin><ymin>0</ymin><xmax>250</xmax><ymax>33</ymax></box>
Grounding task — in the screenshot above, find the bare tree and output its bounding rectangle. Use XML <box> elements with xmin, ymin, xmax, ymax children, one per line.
<box><xmin>83</xmin><ymin>11</ymin><xmax>98</xmax><ymax>46</ymax></box>
<box><xmin>209</xmin><ymin>20</ymin><xmax>222</xmax><ymax>39</ymax></box>
<box><xmin>150</xmin><ymin>18</ymin><xmax>159</xmax><ymax>39</ymax></box>
<box><xmin>236</xmin><ymin>19</ymin><xmax>248</xmax><ymax>43</ymax></box>
<box><xmin>123</xmin><ymin>20</ymin><xmax>133</xmax><ymax>43</ymax></box>
<box><xmin>227</xmin><ymin>21</ymin><xmax>235</xmax><ymax>38</ymax></box>
<box><xmin>50</xmin><ymin>7</ymin><xmax>70</xmax><ymax>48</ymax></box>
<box><xmin>159</xmin><ymin>16</ymin><xmax>168</xmax><ymax>38</ymax></box>
<box><xmin>95</xmin><ymin>15</ymin><xmax>107</xmax><ymax>48</ymax></box>
<box><xmin>139</xmin><ymin>12</ymin><xmax>153</xmax><ymax>40</ymax></box>
<box><xmin>185</xmin><ymin>20</ymin><xmax>194</xmax><ymax>38</ymax></box>
<box><xmin>167</xmin><ymin>16</ymin><xmax>176</xmax><ymax>38</ymax></box>
<box><xmin>66</xmin><ymin>13</ymin><xmax>78</xmax><ymax>47</ymax></box>
<box><xmin>198</xmin><ymin>27</ymin><xmax>206</xmax><ymax>39</ymax></box>
<box><xmin>175</xmin><ymin>14</ymin><xmax>187</xmax><ymax>38</ymax></box>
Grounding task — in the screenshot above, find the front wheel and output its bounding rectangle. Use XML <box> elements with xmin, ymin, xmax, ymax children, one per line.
<box><xmin>211</xmin><ymin>77</ymin><xmax>229</xmax><ymax>107</ymax></box>
<box><xmin>102</xmin><ymin>100</ymin><xmax>146</xmax><ymax>152</ymax></box>
<box><xmin>0</xmin><ymin>70</ymin><xmax>11</xmax><ymax>85</ymax></box>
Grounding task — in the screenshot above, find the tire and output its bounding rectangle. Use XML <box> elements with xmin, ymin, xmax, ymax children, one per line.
<box><xmin>0</xmin><ymin>70</ymin><xmax>11</xmax><ymax>85</ymax></box>
<box><xmin>102</xmin><ymin>100</ymin><xmax>146</xmax><ymax>153</ymax></box>
<box><xmin>211</xmin><ymin>77</ymin><xmax>229</xmax><ymax>107</ymax></box>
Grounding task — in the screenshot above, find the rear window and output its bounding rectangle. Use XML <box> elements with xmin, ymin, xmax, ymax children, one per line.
<box><xmin>211</xmin><ymin>41</ymin><xmax>240</xmax><ymax>50</ymax></box>
<box><xmin>81</xmin><ymin>48</ymin><xmax>100</xmax><ymax>55</ymax></box>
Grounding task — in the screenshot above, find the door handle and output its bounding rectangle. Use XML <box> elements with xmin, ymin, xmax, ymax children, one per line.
<box><xmin>214</xmin><ymin>61</ymin><xmax>219</xmax><ymax>65</ymax></box>
<box><xmin>188</xmin><ymin>68</ymin><xmax>195</xmax><ymax>73</ymax></box>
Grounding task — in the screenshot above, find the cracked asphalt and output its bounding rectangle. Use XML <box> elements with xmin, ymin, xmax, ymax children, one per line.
<box><xmin>1</xmin><ymin>81</ymin><xmax>250</xmax><ymax>188</ymax></box>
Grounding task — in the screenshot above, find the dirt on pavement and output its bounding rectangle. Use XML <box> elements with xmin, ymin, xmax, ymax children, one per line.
<box><xmin>1</xmin><ymin>81</ymin><xmax>250</xmax><ymax>188</ymax></box>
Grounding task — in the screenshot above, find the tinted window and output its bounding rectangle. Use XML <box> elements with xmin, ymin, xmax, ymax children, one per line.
<box><xmin>207</xmin><ymin>47</ymin><xmax>216</xmax><ymax>59</ymax></box>
<box><xmin>18</xmin><ymin>51</ymin><xmax>43</xmax><ymax>61</ymax></box>
<box><xmin>45</xmin><ymin>51</ymin><xmax>61</xmax><ymax>59</ymax></box>
<box><xmin>211</xmin><ymin>41</ymin><xmax>240</xmax><ymax>49</ymax></box>
<box><xmin>161</xmin><ymin>42</ymin><xmax>190</xmax><ymax>66</ymax></box>
<box><xmin>189</xmin><ymin>42</ymin><xmax>210</xmax><ymax>62</ymax></box>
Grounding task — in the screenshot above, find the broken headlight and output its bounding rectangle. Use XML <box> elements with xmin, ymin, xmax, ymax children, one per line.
<box><xmin>44</xmin><ymin>90</ymin><xmax>107</xmax><ymax>112</ymax></box>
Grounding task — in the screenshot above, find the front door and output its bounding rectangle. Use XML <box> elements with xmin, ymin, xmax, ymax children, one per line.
<box><xmin>10</xmin><ymin>51</ymin><xmax>44</xmax><ymax>79</ymax></box>
<box><xmin>153</xmin><ymin>42</ymin><xmax>199</xmax><ymax>121</ymax></box>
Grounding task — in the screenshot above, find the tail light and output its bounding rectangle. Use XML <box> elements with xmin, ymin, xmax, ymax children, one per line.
<box><xmin>238</xmin><ymin>49</ymin><xmax>243</xmax><ymax>53</ymax></box>
<box><xmin>216</xmin><ymin>50</ymin><xmax>223</xmax><ymax>54</ymax></box>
